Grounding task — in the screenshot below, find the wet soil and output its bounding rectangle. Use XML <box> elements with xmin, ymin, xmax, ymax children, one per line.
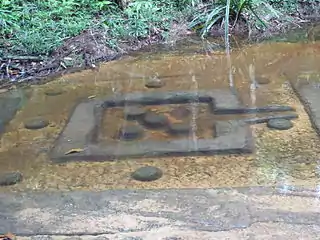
<box><xmin>0</xmin><ymin>41</ymin><xmax>319</xmax><ymax>192</ymax></box>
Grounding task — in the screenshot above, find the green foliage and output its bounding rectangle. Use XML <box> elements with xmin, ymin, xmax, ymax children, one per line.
<box><xmin>267</xmin><ymin>0</ymin><xmax>298</xmax><ymax>13</ymax></box>
<box><xmin>0</xmin><ymin>0</ymin><xmax>117</xmax><ymax>55</ymax></box>
<box><xmin>103</xmin><ymin>0</ymin><xmax>177</xmax><ymax>40</ymax></box>
<box><xmin>189</xmin><ymin>0</ymin><xmax>281</xmax><ymax>38</ymax></box>
<box><xmin>0</xmin><ymin>0</ymin><xmax>183</xmax><ymax>56</ymax></box>
<box><xmin>0</xmin><ymin>0</ymin><xmax>315</xmax><ymax>57</ymax></box>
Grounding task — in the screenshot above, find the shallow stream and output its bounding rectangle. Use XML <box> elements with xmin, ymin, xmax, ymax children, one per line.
<box><xmin>0</xmin><ymin>27</ymin><xmax>320</xmax><ymax>192</ymax></box>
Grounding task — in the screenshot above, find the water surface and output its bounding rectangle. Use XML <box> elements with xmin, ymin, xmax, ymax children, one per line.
<box><xmin>0</xmin><ymin>37</ymin><xmax>320</xmax><ymax>192</ymax></box>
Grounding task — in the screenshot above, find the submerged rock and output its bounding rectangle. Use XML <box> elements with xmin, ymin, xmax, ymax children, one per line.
<box><xmin>142</xmin><ymin>111</ymin><xmax>168</xmax><ymax>129</ymax></box>
<box><xmin>145</xmin><ymin>78</ymin><xmax>165</xmax><ymax>88</ymax></box>
<box><xmin>131</xmin><ymin>166</ymin><xmax>163</xmax><ymax>182</ymax></box>
<box><xmin>168</xmin><ymin>122</ymin><xmax>191</xmax><ymax>135</ymax></box>
<box><xmin>24</xmin><ymin>117</ymin><xmax>49</xmax><ymax>130</ymax></box>
<box><xmin>44</xmin><ymin>89</ymin><xmax>64</xmax><ymax>96</ymax></box>
<box><xmin>170</xmin><ymin>106</ymin><xmax>190</xmax><ymax>119</ymax></box>
<box><xmin>256</xmin><ymin>76</ymin><xmax>271</xmax><ymax>85</ymax></box>
<box><xmin>267</xmin><ymin>118</ymin><xmax>293</xmax><ymax>130</ymax></box>
<box><xmin>124</xmin><ymin>105</ymin><xmax>146</xmax><ymax>121</ymax></box>
<box><xmin>0</xmin><ymin>171</ymin><xmax>23</xmax><ymax>186</ymax></box>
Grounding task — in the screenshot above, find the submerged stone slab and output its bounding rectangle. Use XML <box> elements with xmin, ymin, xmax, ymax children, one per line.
<box><xmin>50</xmin><ymin>90</ymin><xmax>253</xmax><ymax>163</ymax></box>
<box><xmin>290</xmin><ymin>82</ymin><xmax>320</xmax><ymax>135</ymax></box>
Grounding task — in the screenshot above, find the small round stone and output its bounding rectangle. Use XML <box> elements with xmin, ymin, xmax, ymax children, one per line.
<box><xmin>256</xmin><ymin>76</ymin><xmax>271</xmax><ymax>85</ymax></box>
<box><xmin>267</xmin><ymin>118</ymin><xmax>293</xmax><ymax>130</ymax></box>
<box><xmin>170</xmin><ymin>106</ymin><xmax>190</xmax><ymax>119</ymax></box>
<box><xmin>24</xmin><ymin>117</ymin><xmax>49</xmax><ymax>130</ymax></box>
<box><xmin>131</xmin><ymin>166</ymin><xmax>163</xmax><ymax>182</ymax></box>
<box><xmin>0</xmin><ymin>171</ymin><xmax>23</xmax><ymax>186</ymax></box>
<box><xmin>44</xmin><ymin>89</ymin><xmax>64</xmax><ymax>96</ymax></box>
<box><xmin>124</xmin><ymin>105</ymin><xmax>146</xmax><ymax>120</ymax></box>
<box><xmin>168</xmin><ymin>122</ymin><xmax>191</xmax><ymax>135</ymax></box>
<box><xmin>145</xmin><ymin>79</ymin><xmax>165</xmax><ymax>88</ymax></box>
<box><xmin>118</xmin><ymin>125</ymin><xmax>144</xmax><ymax>140</ymax></box>
<box><xmin>142</xmin><ymin>111</ymin><xmax>168</xmax><ymax>129</ymax></box>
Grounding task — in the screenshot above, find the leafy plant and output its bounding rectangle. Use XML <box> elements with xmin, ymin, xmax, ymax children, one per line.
<box><xmin>0</xmin><ymin>0</ymin><xmax>23</xmax><ymax>36</ymax></box>
<box><xmin>104</xmin><ymin>0</ymin><xmax>175</xmax><ymax>40</ymax></box>
<box><xmin>189</xmin><ymin>0</ymin><xmax>281</xmax><ymax>38</ymax></box>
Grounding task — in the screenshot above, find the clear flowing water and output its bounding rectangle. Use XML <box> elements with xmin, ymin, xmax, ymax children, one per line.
<box><xmin>0</xmin><ymin>29</ymin><xmax>320</xmax><ymax>192</ymax></box>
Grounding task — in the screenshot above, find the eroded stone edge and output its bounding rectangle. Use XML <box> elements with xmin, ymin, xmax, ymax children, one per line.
<box><xmin>1</xmin><ymin>186</ymin><xmax>320</xmax><ymax>236</ymax></box>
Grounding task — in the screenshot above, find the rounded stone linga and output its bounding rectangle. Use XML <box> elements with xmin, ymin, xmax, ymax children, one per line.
<box><xmin>142</xmin><ymin>111</ymin><xmax>168</xmax><ymax>129</ymax></box>
<box><xmin>267</xmin><ymin>118</ymin><xmax>293</xmax><ymax>130</ymax></box>
<box><xmin>145</xmin><ymin>78</ymin><xmax>165</xmax><ymax>88</ymax></box>
<box><xmin>255</xmin><ymin>76</ymin><xmax>271</xmax><ymax>85</ymax></box>
<box><xmin>24</xmin><ymin>117</ymin><xmax>49</xmax><ymax>130</ymax></box>
<box><xmin>169</xmin><ymin>106</ymin><xmax>191</xmax><ymax>119</ymax></box>
<box><xmin>118</xmin><ymin>125</ymin><xmax>144</xmax><ymax>141</ymax></box>
<box><xmin>0</xmin><ymin>171</ymin><xmax>23</xmax><ymax>186</ymax></box>
<box><xmin>167</xmin><ymin>122</ymin><xmax>191</xmax><ymax>136</ymax></box>
<box><xmin>123</xmin><ymin>105</ymin><xmax>146</xmax><ymax>121</ymax></box>
<box><xmin>44</xmin><ymin>89</ymin><xmax>64</xmax><ymax>96</ymax></box>
<box><xmin>131</xmin><ymin>166</ymin><xmax>163</xmax><ymax>182</ymax></box>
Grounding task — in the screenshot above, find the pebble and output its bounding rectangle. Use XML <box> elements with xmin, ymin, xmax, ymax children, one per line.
<box><xmin>145</xmin><ymin>79</ymin><xmax>165</xmax><ymax>88</ymax></box>
<box><xmin>142</xmin><ymin>111</ymin><xmax>168</xmax><ymax>129</ymax></box>
<box><xmin>170</xmin><ymin>106</ymin><xmax>190</xmax><ymax>119</ymax></box>
<box><xmin>131</xmin><ymin>166</ymin><xmax>163</xmax><ymax>182</ymax></box>
<box><xmin>24</xmin><ymin>117</ymin><xmax>49</xmax><ymax>130</ymax></box>
<box><xmin>168</xmin><ymin>122</ymin><xmax>191</xmax><ymax>135</ymax></box>
<box><xmin>256</xmin><ymin>76</ymin><xmax>271</xmax><ymax>85</ymax></box>
<box><xmin>267</xmin><ymin>118</ymin><xmax>293</xmax><ymax>130</ymax></box>
<box><xmin>0</xmin><ymin>171</ymin><xmax>23</xmax><ymax>186</ymax></box>
<box><xmin>124</xmin><ymin>105</ymin><xmax>146</xmax><ymax>120</ymax></box>
<box><xmin>44</xmin><ymin>89</ymin><xmax>64</xmax><ymax>96</ymax></box>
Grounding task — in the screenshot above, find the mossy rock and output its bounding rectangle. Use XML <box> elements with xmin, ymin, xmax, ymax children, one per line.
<box><xmin>131</xmin><ymin>166</ymin><xmax>163</xmax><ymax>182</ymax></box>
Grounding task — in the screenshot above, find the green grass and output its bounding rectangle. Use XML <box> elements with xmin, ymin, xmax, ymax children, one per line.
<box><xmin>0</xmin><ymin>0</ymin><xmax>316</xmax><ymax>57</ymax></box>
<box><xmin>0</xmin><ymin>0</ymin><xmax>183</xmax><ymax>56</ymax></box>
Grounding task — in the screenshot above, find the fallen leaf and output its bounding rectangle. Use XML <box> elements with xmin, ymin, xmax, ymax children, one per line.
<box><xmin>64</xmin><ymin>148</ymin><xmax>84</xmax><ymax>155</ymax></box>
<box><xmin>88</xmin><ymin>95</ymin><xmax>96</xmax><ymax>99</ymax></box>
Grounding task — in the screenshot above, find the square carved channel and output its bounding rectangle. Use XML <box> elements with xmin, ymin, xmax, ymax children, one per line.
<box><xmin>50</xmin><ymin>90</ymin><xmax>253</xmax><ymax>163</ymax></box>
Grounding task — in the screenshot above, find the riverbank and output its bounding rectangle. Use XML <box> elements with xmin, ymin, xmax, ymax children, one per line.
<box><xmin>0</xmin><ymin>0</ymin><xmax>319</xmax><ymax>88</ymax></box>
